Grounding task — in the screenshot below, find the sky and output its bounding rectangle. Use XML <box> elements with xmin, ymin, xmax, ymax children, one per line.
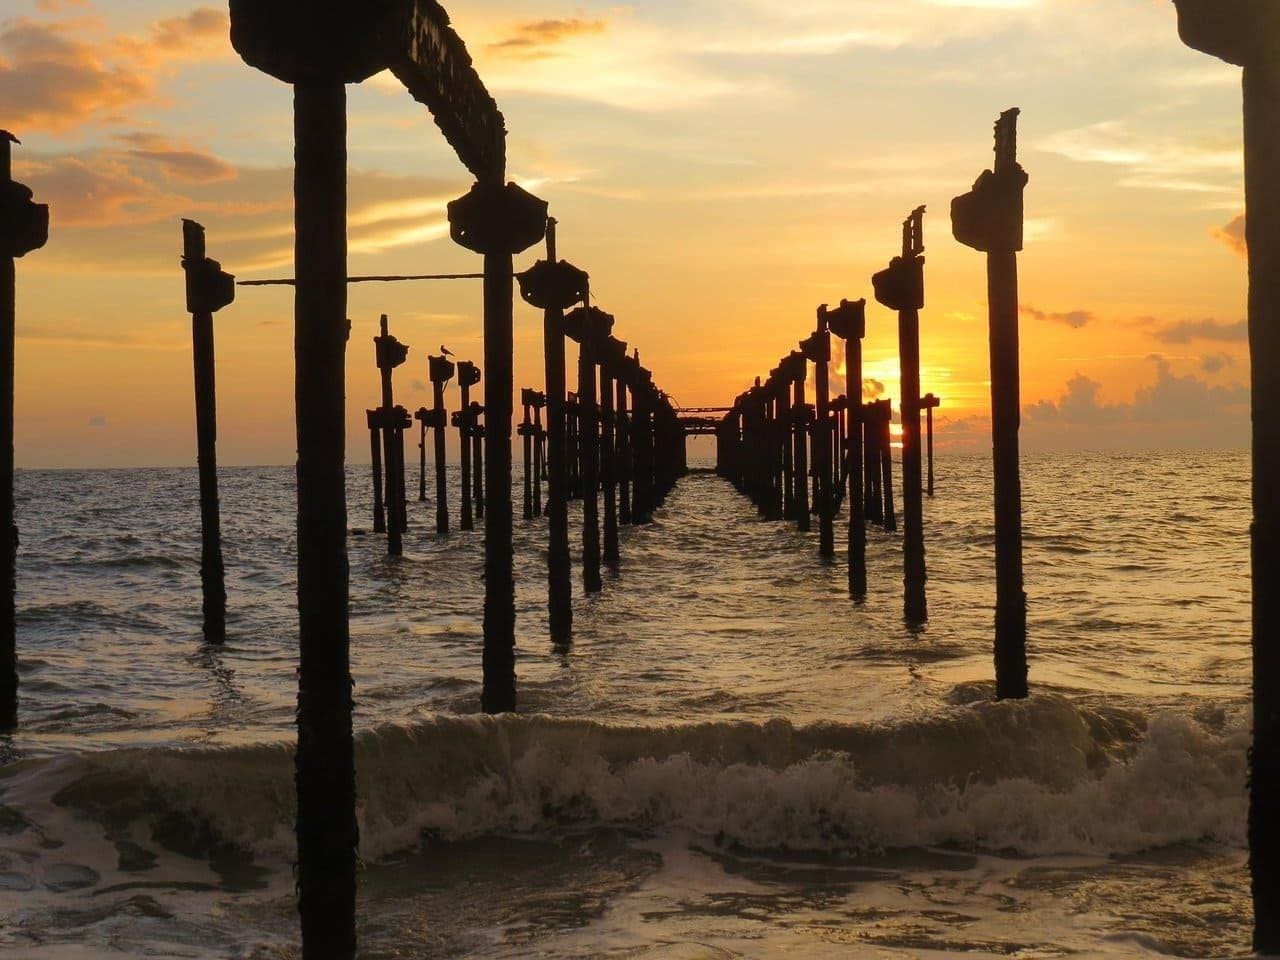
<box><xmin>0</xmin><ymin>0</ymin><xmax>1252</xmax><ymax>466</ymax></box>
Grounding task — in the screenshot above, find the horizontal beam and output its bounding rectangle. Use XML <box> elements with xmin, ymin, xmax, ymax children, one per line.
<box><xmin>238</xmin><ymin>273</ymin><xmax>485</xmax><ymax>287</ymax></box>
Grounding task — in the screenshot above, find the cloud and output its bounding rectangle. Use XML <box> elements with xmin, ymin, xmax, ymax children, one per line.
<box><xmin>1201</xmin><ymin>353</ymin><xmax>1236</xmax><ymax>374</ymax></box>
<box><xmin>1152</xmin><ymin>318</ymin><xmax>1247</xmax><ymax>344</ymax></box>
<box><xmin>1039</xmin><ymin>120</ymin><xmax>1241</xmax><ymax>195</ymax></box>
<box><xmin>863</xmin><ymin>378</ymin><xmax>885</xmax><ymax>400</ymax></box>
<box><xmin>1020</xmin><ymin>304</ymin><xmax>1092</xmax><ymax>329</ymax></box>
<box><xmin>1026</xmin><ymin>358</ymin><xmax>1248</xmax><ymax>429</ymax></box>
<box><xmin>489</xmin><ymin>19</ymin><xmax>606</xmax><ymax>58</ymax></box>
<box><xmin>0</xmin><ymin>9</ymin><xmax>228</xmax><ymax>134</ymax></box>
<box><xmin>87</xmin><ymin>415</ymin><xmax>107</xmax><ymax>428</ymax></box>
<box><xmin>115</xmin><ymin>132</ymin><xmax>237</xmax><ymax>184</ymax></box>
<box><xmin>1212</xmin><ymin>214</ymin><xmax>1247</xmax><ymax>257</ymax></box>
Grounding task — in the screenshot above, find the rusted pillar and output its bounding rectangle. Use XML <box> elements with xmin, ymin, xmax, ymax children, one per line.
<box><xmin>801</xmin><ymin>319</ymin><xmax>833</xmax><ymax>558</ymax></box>
<box><xmin>874</xmin><ymin>208</ymin><xmax>928</xmax><ymax>624</ymax></box>
<box><xmin>826</xmin><ymin>299</ymin><xmax>867</xmax><ymax>599</ymax></box>
<box><xmin>880</xmin><ymin>400</ymin><xmax>897</xmax><ymax>532</ymax></box>
<box><xmin>471</xmin><ymin>411</ymin><xmax>484</xmax><ymax>521</ymax></box>
<box><xmin>863</xmin><ymin>401</ymin><xmax>881</xmax><ymax>527</ymax></box>
<box><xmin>922</xmin><ymin>393</ymin><xmax>941</xmax><ymax>496</ymax></box>
<box><xmin>0</xmin><ymin>133</ymin><xmax>47</xmax><ymax>727</ymax></box>
<box><xmin>370</xmin><ymin>410</ymin><xmax>388</xmax><ymax>530</ymax></box>
<box><xmin>792</xmin><ymin>360</ymin><xmax>811</xmax><ymax>532</ymax></box>
<box><xmin>455</xmin><ymin>361</ymin><xmax>480</xmax><ymax>531</ymax></box>
<box><xmin>616</xmin><ymin>375</ymin><xmax>632</xmax><ymax>525</ymax></box>
<box><xmin>600</xmin><ymin>345</ymin><xmax>620</xmax><ymax>566</ymax></box>
<box><xmin>520</xmin><ymin>388</ymin><xmax>536</xmax><ymax>521</ymax></box>
<box><xmin>954</xmin><ymin>110</ymin><xmax>1029</xmax><ymax>693</ymax></box>
<box><xmin>1168</xmin><ymin>9</ymin><xmax>1276</xmax><ymax>943</ymax></box>
<box><xmin>413</xmin><ymin>407</ymin><xmax>428</xmax><ymax>502</ymax></box>
<box><xmin>566</xmin><ymin>306</ymin><xmax>611</xmax><ymax>593</ymax></box>
<box><xmin>532</xmin><ymin>393</ymin><xmax>545</xmax><ymax>517</ymax></box>
<box><xmin>375</xmin><ymin>315</ymin><xmax>409</xmax><ymax>555</ymax></box>
<box><xmin>181</xmin><ymin>220</ymin><xmax>233</xmax><ymax>643</ymax></box>
<box><xmin>428</xmin><ymin>354</ymin><xmax>454</xmax><ymax>536</ymax></box>
<box><xmin>517</xmin><ymin>219</ymin><xmax>587</xmax><ymax>646</ymax></box>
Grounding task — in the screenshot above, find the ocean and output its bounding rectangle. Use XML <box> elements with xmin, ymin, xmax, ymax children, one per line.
<box><xmin>0</xmin><ymin>451</ymin><xmax>1255</xmax><ymax>957</ymax></box>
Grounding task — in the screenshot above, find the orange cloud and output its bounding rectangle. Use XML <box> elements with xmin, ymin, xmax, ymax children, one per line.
<box><xmin>1212</xmin><ymin>213</ymin><xmax>1246</xmax><ymax>257</ymax></box>
<box><xmin>489</xmin><ymin>19</ymin><xmax>607</xmax><ymax>58</ymax></box>
<box><xmin>0</xmin><ymin>9</ymin><xmax>228</xmax><ymax>134</ymax></box>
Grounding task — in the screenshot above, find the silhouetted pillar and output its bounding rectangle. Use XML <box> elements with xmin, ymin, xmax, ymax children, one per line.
<box><xmin>616</xmin><ymin>376</ymin><xmax>632</xmax><ymax>525</ymax></box>
<box><xmin>833</xmin><ymin>396</ymin><xmax>847</xmax><ymax>509</ymax></box>
<box><xmin>471</xmin><ymin>414</ymin><xmax>484</xmax><ymax>521</ymax></box>
<box><xmin>633</xmin><ymin>374</ymin><xmax>655</xmax><ymax>523</ymax></box>
<box><xmin>517</xmin><ymin>220</ymin><xmax>588</xmax><ymax>646</ymax></box>
<box><xmin>600</xmin><ymin>351</ymin><xmax>620</xmax><ymax>566</ymax></box>
<box><xmin>863</xmin><ymin>401</ymin><xmax>882</xmax><ymax>527</ymax></box>
<box><xmin>411</xmin><ymin>407</ymin><xmax>428</xmax><ymax>503</ymax></box>
<box><xmin>520</xmin><ymin>389</ymin><xmax>536</xmax><ymax>520</ymax></box>
<box><xmin>0</xmin><ymin>133</ymin><xmax>47</xmax><ymax>728</ymax></box>
<box><xmin>428</xmin><ymin>354</ymin><xmax>454</xmax><ymax>535</ymax></box>
<box><xmin>781</xmin><ymin>363</ymin><xmax>796</xmax><ymax>522</ymax></box>
<box><xmin>874</xmin><ymin>208</ymin><xmax>928</xmax><ymax>623</ymax></box>
<box><xmin>826</xmin><ymin>299</ymin><xmax>867</xmax><ymax>599</ymax></box>
<box><xmin>370</xmin><ymin>410</ymin><xmax>388</xmax><ymax>531</ymax></box>
<box><xmin>953</xmin><ymin>109</ymin><xmax>1029</xmax><ymax>693</ymax></box>
<box><xmin>375</xmin><ymin>315</ymin><xmax>410</xmax><ymax>555</ymax></box>
<box><xmin>566</xmin><ymin>393</ymin><xmax>580</xmax><ymax>500</ymax></box>
<box><xmin>802</xmin><ymin>320</ymin><xmax>833</xmax><ymax>558</ymax></box>
<box><xmin>792</xmin><ymin>362</ymin><xmax>811</xmax><ymax>533</ymax></box>
<box><xmin>181</xmin><ymin>219</ymin><xmax>233</xmax><ymax>643</ymax></box>
<box><xmin>532</xmin><ymin>393</ymin><xmax>545</xmax><ymax>517</ymax></box>
<box><xmin>567</xmin><ymin>305</ymin><xmax>612</xmax><ymax>594</ymax></box>
<box><xmin>1170</xmin><ymin>10</ymin><xmax>1272</xmax><ymax>944</ymax></box>
<box><xmin>922</xmin><ymin>393</ymin><xmax>940</xmax><ymax>496</ymax></box>
<box><xmin>453</xmin><ymin>361</ymin><xmax>478</xmax><ymax>530</ymax></box>
<box><xmin>880</xmin><ymin>401</ymin><xmax>896</xmax><ymax>532</ymax></box>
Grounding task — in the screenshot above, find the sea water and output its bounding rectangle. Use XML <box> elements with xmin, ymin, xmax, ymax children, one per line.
<box><xmin>0</xmin><ymin>451</ymin><xmax>1255</xmax><ymax>957</ymax></box>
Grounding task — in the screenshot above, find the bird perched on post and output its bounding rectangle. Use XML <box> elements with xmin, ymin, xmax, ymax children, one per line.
<box><xmin>440</xmin><ymin>345</ymin><xmax>454</xmax><ymax>357</ymax></box>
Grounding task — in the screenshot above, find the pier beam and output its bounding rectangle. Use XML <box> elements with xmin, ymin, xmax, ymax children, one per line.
<box><xmin>801</xmin><ymin>321</ymin><xmax>834</xmax><ymax>558</ymax></box>
<box><xmin>456</xmin><ymin>361</ymin><xmax>480</xmax><ymax>531</ymax></box>
<box><xmin>375</xmin><ymin>315</ymin><xmax>410</xmax><ymax>555</ymax></box>
<box><xmin>370</xmin><ymin>410</ymin><xmax>388</xmax><ymax>530</ymax></box>
<box><xmin>922</xmin><ymin>393</ymin><xmax>941</xmax><ymax>496</ymax></box>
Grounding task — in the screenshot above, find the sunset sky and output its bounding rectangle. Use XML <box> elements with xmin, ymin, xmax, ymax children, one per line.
<box><xmin>0</xmin><ymin>0</ymin><xmax>1250</xmax><ymax>466</ymax></box>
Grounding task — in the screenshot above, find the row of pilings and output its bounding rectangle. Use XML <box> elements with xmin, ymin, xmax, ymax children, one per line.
<box><xmin>716</xmin><ymin>109</ymin><xmax>1030</xmax><ymax>696</ymax></box>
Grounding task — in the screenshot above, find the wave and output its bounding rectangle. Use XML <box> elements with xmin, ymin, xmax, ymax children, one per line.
<box><xmin>0</xmin><ymin>696</ymin><xmax>1247</xmax><ymax>866</ymax></box>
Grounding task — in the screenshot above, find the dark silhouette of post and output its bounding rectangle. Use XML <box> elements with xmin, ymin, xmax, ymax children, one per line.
<box><xmin>520</xmin><ymin>388</ymin><xmax>537</xmax><ymax>520</ymax></box>
<box><xmin>566</xmin><ymin>392</ymin><xmax>581</xmax><ymax>500</ymax></box>
<box><xmin>566</xmin><ymin>305</ymin><xmax>613</xmax><ymax>593</ymax></box>
<box><xmin>532</xmin><ymin>392</ymin><xmax>546</xmax><ymax>517</ymax></box>
<box><xmin>825</xmin><ymin>299</ymin><xmax>867</xmax><ymax>598</ymax></box>
<box><xmin>470</xmin><ymin>402</ymin><xmax>484</xmax><ymax>520</ymax></box>
<box><xmin>375</xmin><ymin>315</ymin><xmax>410</xmax><ymax>555</ymax></box>
<box><xmin>1170</xmin><ymin>6</ymin><xmax>1278</xmax><ymax>949</ymax></box>
<box><xmin>231</xmin><ymin>1</ymin><xmax>521</xmax><ymax>950</ymax></box>
<box><xmin>880</xmin><ymin>400</ymin><xmax>897</xmax><ymax>532</ymax></box>
<box><xmin>792</xmin><ymin>358</ymin><xmax>811</xmax><ymax>533</ymax></box>
<box><xmin>518</xmin><ymin>220</ymin><xmax>588</xmax><ymax>646</ymax></box>
<box><xmin>0</xmin><ymin>132</ymin><xmax>47</xmax><ymax>729</ymax></box>
<box><xmin>412</xmin><ymin>407</ymin><xmax>428</xmax><ymax>503</ymax></box>
<box><xmin>863</xmin><ymin>401</ymin><xmax>881</xmax><ymax>527</ymax></box>
<box><xmin>874</xmin><ymin>208</ymin><xmax>928</xmax><ymax>624</ymax></box>
<box><xmin>181</xmin><ymin>220</ymin><xmax>234</xmax><ymax>643</ymax></box>
<box><xmin>428</xmin><ymin>354</ymin><xmax>454</xmax><ymax>535</ymax></box>
<box><xmin>953</xmin><ymin>109</ymin><xmax>1029</xmax><ymax>693</ymax></box>
<box><xmin>801</xmin><ymin>320</ymin><xmax>833</xmax><ymax>558</ymax></box>
<box><xmin>370</xmin><ymin>410</ymin><xmax>388</xmax><ymax>530</ymax></box>
<box><xmin>922</xmin><ymin>393</ymin><xmax>940</xmax><ymax>496</ymax></box>
<box><xmin>455</xmin><ymin>360</ymin><xmax>480</xmax><ymax>531</ymax></box>
<box><xmin>600</xmin><ymin>343</ymin><xmax>621</xmax><ymax>566</ymax></box>
<box><xmin>616</xmin><ymin>374</ymin><xmax>632</xmax><ymax>525</ymax></box>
